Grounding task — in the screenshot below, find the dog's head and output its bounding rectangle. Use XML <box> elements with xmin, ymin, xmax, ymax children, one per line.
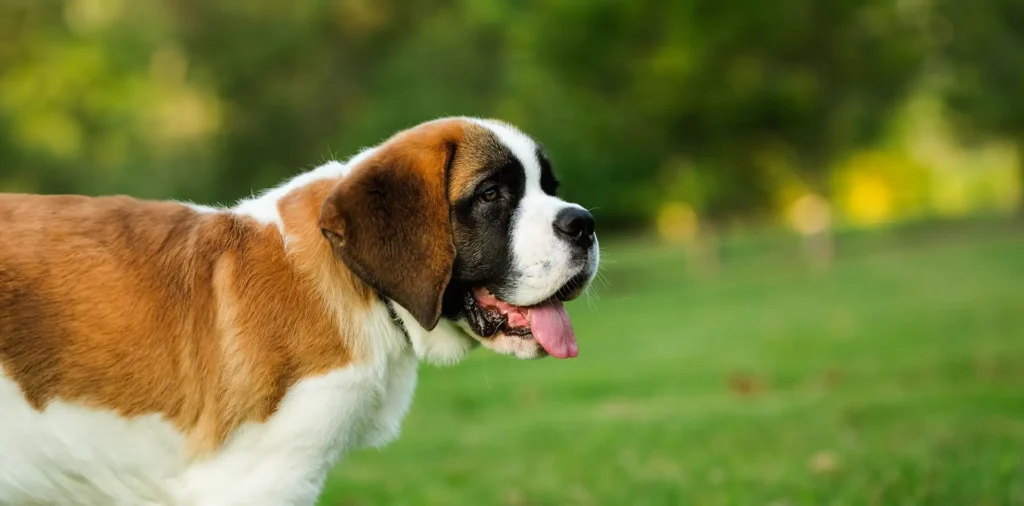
<box><xmin>319</xmin><ymin>118</ymin><xmax>598</xmax><ymax>360</ymax></box>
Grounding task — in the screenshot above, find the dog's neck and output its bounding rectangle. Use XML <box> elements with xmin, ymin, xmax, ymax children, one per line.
<box><xmin>232</xmin><ymin>160</ymin><xmax>474</xmax><ymax>366</ymax></box>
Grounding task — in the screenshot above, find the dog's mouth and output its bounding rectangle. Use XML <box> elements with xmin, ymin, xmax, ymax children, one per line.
<box><xmin>462</xmin><ymin>287</ymin><xmax>579</xmax><ymax>359</ymax></box>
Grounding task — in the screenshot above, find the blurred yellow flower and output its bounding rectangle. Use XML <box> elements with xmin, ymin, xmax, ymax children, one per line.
<box><xmin>845</xmin><ymin>172</ymin><xmax>894</xmax><ymax>226</ymax></box>
<box><xmin>656</xmin><ymin>201</ymin><xmax>699</xmax><ymax>244</ymax></box>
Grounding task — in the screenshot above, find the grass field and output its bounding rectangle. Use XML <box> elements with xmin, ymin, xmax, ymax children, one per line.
<box><xmin>318</xmin><ymin>223</ymin><xmax>1024</xmax><ymax>506</ymax></box>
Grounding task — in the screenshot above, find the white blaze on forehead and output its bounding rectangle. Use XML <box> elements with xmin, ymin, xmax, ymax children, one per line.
<box><xmin>466</xmin><ymin>118</ymin><xmax>543</xmax><ymax>186</ymax></box>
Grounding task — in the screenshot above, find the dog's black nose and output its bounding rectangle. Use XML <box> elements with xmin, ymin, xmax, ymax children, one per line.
<box><xmin>553</xmin><ymin>207</ymin><xmax>595</xmax><ymax>248</ymax></box>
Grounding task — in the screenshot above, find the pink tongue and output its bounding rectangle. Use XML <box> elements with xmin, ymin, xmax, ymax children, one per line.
<box><xmin>528</xmin><ymin>300</ymin><xmax>578</xmax><ymax>359</ymax></box>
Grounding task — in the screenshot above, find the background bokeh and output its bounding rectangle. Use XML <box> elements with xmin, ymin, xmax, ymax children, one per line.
<box><xmin>2</xmin><ymin>1</ymin><xmax>1022</xmax><ymax>504</ymax></box>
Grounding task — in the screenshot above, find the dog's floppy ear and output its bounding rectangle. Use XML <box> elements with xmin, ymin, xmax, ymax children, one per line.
<box><xmin>318</xmin><ymin>122</ymin><xmax>463</xmax><ymax>330</ymax></box>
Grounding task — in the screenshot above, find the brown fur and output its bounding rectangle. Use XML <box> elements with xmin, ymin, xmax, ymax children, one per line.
<box><xmin>0</xmin><ymin>189</ymin><xmax>367</xmax><ymax>455</ymax></box>
<box><xmin>0</xmin><ymin>117</ymin><xmax>502</xmax><ymax>456</ymax></box>
<box><xmin>319</xmin><ymin>119</ymin><xmax>492</xmax><ymax>328</ymax></box>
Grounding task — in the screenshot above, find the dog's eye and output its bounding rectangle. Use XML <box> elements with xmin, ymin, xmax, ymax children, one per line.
<box><xmin>479</xmin><ymin>186</ymin><xmax>500</xmax><ymax>202</ymax></box>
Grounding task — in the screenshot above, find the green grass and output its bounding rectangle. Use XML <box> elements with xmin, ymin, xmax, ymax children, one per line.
<box><xmin>319</xmin><ymin>224</ymin><xmax>1024</xmax><ymax>506</ymax></box>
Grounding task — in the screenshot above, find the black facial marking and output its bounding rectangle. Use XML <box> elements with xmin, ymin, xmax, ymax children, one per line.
<box><xmin>449</xmin><ymin>158</ymin><xmax>524</xmax><ymax>283</ymax></box>
<box><xmin>537</xmin><ymin>147</ymin><xmax>559</xmax><ymax>196</ymax></box>
<box><xmin>441</xmin><ymin>136</ymin><xmax>527</xmax><ymax>320</ymax></box>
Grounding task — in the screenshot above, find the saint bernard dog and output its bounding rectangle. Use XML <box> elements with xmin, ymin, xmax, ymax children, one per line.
<box><xmin>0</xmin><ymin>117</ymin><xmax>599</xmax><ymax>505</ymax></box>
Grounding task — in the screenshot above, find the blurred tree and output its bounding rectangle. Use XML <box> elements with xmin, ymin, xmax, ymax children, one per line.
<box><xmin>932</xmin><ymin>0</ymin><xmax>1024</xmax><ymax>217</ymax></box>
<box><xmin>0</xmin><ymin>0</ymin><xmax>933</xmax><ymax>228</ymax></box>
<box><xmin>0</xmin><ymin>1</ymin><xmax>220</xmax><ymax>198</ymax></box>
<box><xmin>510</xmin><ymin>0</ymin><xmax>926</xmax><ymax>220</ymax></box>
<box><xmin>672</xmin><ymin>0</ymin><xmax>925</xmax><ymax>214</ymax></box>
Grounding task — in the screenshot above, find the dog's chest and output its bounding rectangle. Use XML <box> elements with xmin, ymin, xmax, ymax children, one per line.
<box><xmin>176</xmin><ymin>347</ymin><xmax>419</xmax><ymax>505</ymax></box>
<box><xmin>0</xmin><ymin>345</ymin><xmax>419</xmax><ymax>506</ymax></box>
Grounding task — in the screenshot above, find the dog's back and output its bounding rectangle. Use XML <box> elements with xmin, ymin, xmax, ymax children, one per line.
<box><xmin>0</xmin><ymin>194</ymin><xmax>225</xmax><ymax>420</ymax></box>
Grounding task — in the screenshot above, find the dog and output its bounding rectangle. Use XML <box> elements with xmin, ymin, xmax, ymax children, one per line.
<box><xmin>0</xmin><ymin>117</ymin><xmax>599</xmax><ymax>505</ymax></box>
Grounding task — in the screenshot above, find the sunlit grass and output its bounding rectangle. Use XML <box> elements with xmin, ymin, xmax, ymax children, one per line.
<box><xmin>319</xmin><ymin>223</ymin><xmax>1024</xmax><ymax>505</ymax></box>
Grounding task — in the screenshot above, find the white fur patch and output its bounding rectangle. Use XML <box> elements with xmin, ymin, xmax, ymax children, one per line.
<box><xmin>176</xmin><ymin>201</ymin><xmax>221</xmax><ymax>214</ymax></box>
<box><xmin>392</xmin><ymin>303</ymin><xmax>475</xmax><ymax>366</ymax></box>
<box><xmin>0</xmin><ymin>368</ymin><xmax>185</xmax><ymax>505</ymax></box>
<box><xmin>233</xmin><ymin>160</ymin><xmax>357</xmax><ymax>230</ymax></box>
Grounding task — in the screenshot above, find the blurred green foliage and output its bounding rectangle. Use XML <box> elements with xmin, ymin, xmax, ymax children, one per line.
<box><xmin>933</xmin><ymin>0</ymin><xmax>1024</xmax><ymax>152</ymax></box>
<box><xmin>0</xmin><ymin>0</ymin><xmax>1020</xmax><ymax>227</ymax></box>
